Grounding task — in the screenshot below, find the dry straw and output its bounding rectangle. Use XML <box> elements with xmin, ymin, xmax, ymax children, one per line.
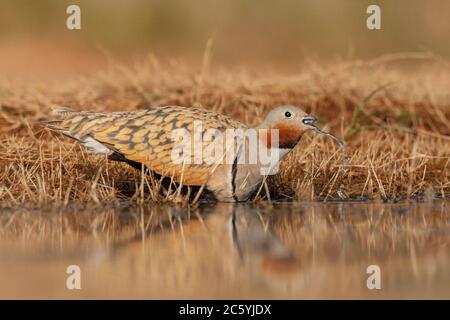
<box><xmin>0</xmin><ymin>55</ymin><xmax>449</xmax><ymax>207</ymax></box>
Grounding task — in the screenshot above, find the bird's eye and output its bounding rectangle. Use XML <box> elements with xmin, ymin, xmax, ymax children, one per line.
<box><xmin>284</xmin><ymin>111</ymin><xmax>292</xmax><ymax>118</ymax></box>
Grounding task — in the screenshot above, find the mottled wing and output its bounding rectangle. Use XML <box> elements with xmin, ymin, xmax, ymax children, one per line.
<box><xmin>44</xmin><ymin>106</ymin><xmax>246</xmax><ymax>186</ymax></box>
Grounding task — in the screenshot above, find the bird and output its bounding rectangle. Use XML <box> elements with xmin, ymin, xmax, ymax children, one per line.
<box><xmin>43</xmin><ymin>105</ymin><xmax>318</xmax><ymax>202</ymax></box>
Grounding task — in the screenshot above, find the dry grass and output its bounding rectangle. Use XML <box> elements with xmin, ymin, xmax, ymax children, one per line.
<box><xmin>0</xmin><ymin>56</ymin><xmax>449</xmax><ymax>207</ymax></box>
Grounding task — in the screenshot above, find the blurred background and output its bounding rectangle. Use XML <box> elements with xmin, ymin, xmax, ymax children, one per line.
<box><xmin>0</xmin><ymin>0</ymin><xmax>449</xmax><ymax>76</ymax></box>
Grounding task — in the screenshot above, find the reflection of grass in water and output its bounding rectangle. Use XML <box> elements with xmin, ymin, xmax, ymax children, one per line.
<box><xmin>0</xmin><ymin>58</ymin><xmax>449</xmax><ymax>206</ymax></box>
<box><xmin>0</xmin><ymin>201</ymin><xmax>448</xmax><ymax>299</ymax></box>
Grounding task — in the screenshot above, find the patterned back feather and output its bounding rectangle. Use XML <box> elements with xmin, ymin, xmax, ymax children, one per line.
<box><xmin>43</xmin><ymin>105</ymin><xmax>246</xmax><ymax>186</ymax></box>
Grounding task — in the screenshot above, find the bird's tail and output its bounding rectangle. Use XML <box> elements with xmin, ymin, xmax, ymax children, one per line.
<box><xmin>49</xmin><ymin>105</ymin><xmax>80</xmax><ymax>117</ymax></box>
<box><xmin>41</xmin><ymin>105</ymin><xmax>117</xmax><ymax>155</ymax></box>
<box><xmin>41</xmin><ymin>105</ymin><xmax>89</xmax><ymax>131</ymax></box>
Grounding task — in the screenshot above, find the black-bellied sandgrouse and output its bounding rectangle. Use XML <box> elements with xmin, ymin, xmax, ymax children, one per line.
<box><xmin>44</xmin><ymin>105</ymin><xmax>321</xmax><ymax>202</ymax></box>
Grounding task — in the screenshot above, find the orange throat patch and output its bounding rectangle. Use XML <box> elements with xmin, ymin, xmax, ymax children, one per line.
<box><xmin>261</xmin><ymin>123</ymin><xmax>307</xmax><ymax>149</ymax></box>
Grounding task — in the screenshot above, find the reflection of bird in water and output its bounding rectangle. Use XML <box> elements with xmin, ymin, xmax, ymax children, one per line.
<box><xmin>91</xmin><ymin>203</ymin><xmax>301</xmax><ymax>280</ymax></box>
<box><xmin>43</xmin><ymin>105</ymin><xmax>319</xmax><ymax>202</ymax></box>
<box><xmin>228</xmin><ymin>204</ymin><xmax>300</xmax><ymax>276</ymax></box>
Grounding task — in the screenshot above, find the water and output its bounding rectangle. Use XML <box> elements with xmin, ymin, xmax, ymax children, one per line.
<box><xmin>0</xmin><ymin>200</ymin><xmax>449</xmax><ymax>299</ymax></box>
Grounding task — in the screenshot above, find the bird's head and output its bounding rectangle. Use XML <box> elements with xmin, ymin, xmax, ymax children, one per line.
<box><xmin>258</xmin><ymin>105</ymin><xmax>317</xmax><ymax>149</ymax></box>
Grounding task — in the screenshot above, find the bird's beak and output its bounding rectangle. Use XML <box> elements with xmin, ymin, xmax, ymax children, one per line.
<box><xmin>301</xmin><ymin>116</ymin><xmax>317</xmax><ymax>128</ymax></box>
